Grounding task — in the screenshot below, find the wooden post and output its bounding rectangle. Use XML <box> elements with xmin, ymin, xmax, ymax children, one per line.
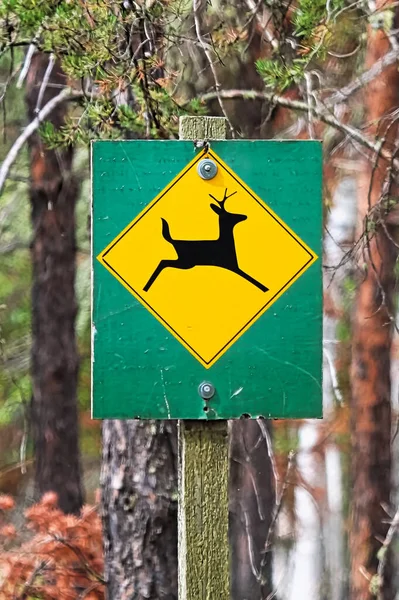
<box><xmin>178</xmin><ymin>116</ymin><xmax>230</xmax><ymax>600</ymax></box>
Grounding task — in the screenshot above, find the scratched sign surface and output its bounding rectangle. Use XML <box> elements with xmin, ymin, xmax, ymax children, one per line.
<box><xmin>92</xmin><ymin>141</ymin><xmax>322</xmax><ymax>419</ymax></box>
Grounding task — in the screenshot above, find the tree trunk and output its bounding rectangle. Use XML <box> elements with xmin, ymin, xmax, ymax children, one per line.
<box><xmin>350</xmin><ymin>6</ymin><xmax>399</xmax><ymax>599</ymax></box>
<box><xmin>101</xmin><ymin>420</ymin><xmax>178</xmax><ymax>600</ymax></box>
<box><xmin>230</xmin><ymin>420</ymin><xmax>275</xmax><ymax>600</ymax></box>
<box><xmin>26</xmin><ymin>53</ymin><xmax>84</xmax><ymax>514</ymax></box>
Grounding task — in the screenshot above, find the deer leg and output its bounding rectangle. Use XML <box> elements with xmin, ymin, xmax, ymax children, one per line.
<box><xmin>235</xmin><ymin>268</ymin><xmax>268</xmax><ymax>292</ymax></box>
<box><xmin>143</xmin><ymin>259</ymin><xmax>177</xmax><ymax>292</ymax></box>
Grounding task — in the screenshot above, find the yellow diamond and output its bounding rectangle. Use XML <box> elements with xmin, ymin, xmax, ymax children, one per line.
<box><xmin>97</xmin><ymin>149</ymin><xmax>317</xmax><ymax>368</ymax></box>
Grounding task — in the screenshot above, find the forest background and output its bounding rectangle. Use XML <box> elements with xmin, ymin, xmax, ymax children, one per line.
<box><xmin>1</xmin><ymin>0</ymin><xmax>399</xmax><ymax>599</ymax></box>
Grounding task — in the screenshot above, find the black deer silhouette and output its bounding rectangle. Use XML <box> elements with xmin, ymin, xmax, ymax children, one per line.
<box><xmin>143</xmin><ymin>188</ymin><xmax>268</xmax><ymax>293</ymax></box>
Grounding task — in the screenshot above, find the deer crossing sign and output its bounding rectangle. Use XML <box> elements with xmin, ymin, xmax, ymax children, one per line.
<box><xmin>92</xmin><ymin>141</ymin><xmax>322</xmax><ymax>420</ymax></box>
<box><xmin>97</xmin><ymin>147</ymin><xmax>316</xmax><ymax>368</ymax></box>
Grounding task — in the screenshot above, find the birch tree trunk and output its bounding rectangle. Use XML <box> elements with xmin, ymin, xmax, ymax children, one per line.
<box><xmin>350</xmin><ymin>5</ymin><xmax>399</xmax><ymax>598</ymax></box>
<box><xmin>324</xmin><ymin>176</ymin><xmax>357</xmax><ymax>600</ymax></box>
<box><xmin>26</xmin><ymin>53</ymin><xmax>84</xmax><ymax>514</ymax></box>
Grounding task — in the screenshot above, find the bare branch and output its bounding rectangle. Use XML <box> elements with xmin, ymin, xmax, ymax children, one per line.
<box><xmin>376</xmin><ymin>505</ymin><xmax>399</xmax><ymax>599</ymax></box>
<box><xmin>16</xmin><ymin>43</ymin><xmax>38</xmax><ymax>89</ymax></box>
<box><xmin>304</xmin><ymin>72</ymin><xmax>315</xmax><ymax>138</ymax></box>
<box><xmin>326</xmin><ymin>47</ymin><xmax>399</xmax><ymax>106</ymax></box>
<box><xmin>200</xmin><ymin>89</ymin><xmax>392</xmax><ymax>162</ymax></box>
<box><xmin>35</xmin><ymin>53</ymin><xmax>55</xmax><ymax>113</ymax></box>
<box><xmin>0</xmin><ymin>87</ymin><xmax>83</xmax><ymax>195</ymax></box>
<box><xmin>192</xmin><ymin>0</ymin><xmax>235</xmax><ymax>137</ymax></box>
<box><xmin>256</xmin><ymin>418</ymin><xmax>278</xmax><ymax>488</ymax></box>
<box><xmin>242</xmin><ymin>0</ymin><xmax>279</xmax><ymax>50</ymax></box>
<box><xmin>243</xmin><ymin>510</ymin><xmax>261</xmax><ymax>580</ymax></box>
<box><xmin>323</xmin><ymin>344</ymin><xmax>344</xmax><ymax>404</ymax></box>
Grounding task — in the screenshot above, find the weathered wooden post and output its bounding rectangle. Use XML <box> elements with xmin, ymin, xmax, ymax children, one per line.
<box><xmin>178</xmin><ymin>116</ymin><xmax>230</xmax><ymax>600</ymax></box>
<box><xmin>92</xmin><ymin>120</ymin><xmax>322</xmax><ymax>598</ymax></box>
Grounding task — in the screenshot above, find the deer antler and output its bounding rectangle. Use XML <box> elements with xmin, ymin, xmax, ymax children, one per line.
<box><xmin>209</xmin><ymin>189</ymin><xmax>237</xmax><ymax>208</ymax></box>
<box><xmin>224</xmin><ymin>188</ymin><xmax>236</xmax><ymax>201</ymax></box>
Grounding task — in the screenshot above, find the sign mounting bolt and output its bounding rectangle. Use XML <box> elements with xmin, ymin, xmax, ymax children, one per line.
<box><xmin>197</xmin><ymin>159</ymin><xmax>218</xmax><ymax>180</ymax></box>
<box><xmin>198</xmin><ymin>381</ymin><xmax>215</xmax><ymax>400</ymax></box>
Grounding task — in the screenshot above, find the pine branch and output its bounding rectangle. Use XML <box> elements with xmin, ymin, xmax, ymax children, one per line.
<box><xmin>52</xmin><ymin>534</ymin><xmax>106</xmax><ymax>584</ymax></box>
<box><xmin>17</xmin><ymin>559</ymin><xmax>50</xmax><ymax>600</ymax></box>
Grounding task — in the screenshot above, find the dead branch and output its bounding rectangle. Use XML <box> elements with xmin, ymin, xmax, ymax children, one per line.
<box><xmin>0</xmin><ymin>87</ymin><xmax>83</xmax><ymax>195</ymax></box>
<box><xmin>375</xmin><ymin>505</ymin><xmax>399</xmax><ymax>599</ymax></box>
<box><xmin>326</xmin><ymin>47</ymin><xmax>399</xmax><ymax>106</ymax></box>
<box><xmin>16</xmin><ymin>559</ymin><xmax>50</xmax><ymax>600</ymax></box>
<box><xmin>200</xmin><ymin>89</ymin><xmax>393</xmax><ymax>163</ymax></box>
<box><xmin>192</xmin><ymin>0</ymin><xmax>235</xmax><ymax>136</ymax></box>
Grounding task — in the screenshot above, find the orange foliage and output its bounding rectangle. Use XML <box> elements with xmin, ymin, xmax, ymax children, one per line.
<box><xmin>0</xmin><ymin>496</ymin><xmax>15</xmax><ymax>511</ymax></box>
<box><xmin>0</xmin><ymin>494</ymin><xmax>104</xmax><ymax>599</ymax></box>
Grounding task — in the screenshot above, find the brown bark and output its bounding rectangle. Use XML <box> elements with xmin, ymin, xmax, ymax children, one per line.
<box><xmin>26</xmin><ymin>54</ymin><xmax>84</xmax><ymax>514</ymax></box>
<box><xmin>101</xmin><ymin>420</ymin><xmax>178</xmax><ymax>600</ymax></box>
<box><xmin>350</xmin><ymin>7</ymin><xmax>399</xmax><ymax>599</ymax></box>
<box><xmin>230</xmin><ymin>420</ymin><xmax>275</xmax><ymax>600</ymax></box>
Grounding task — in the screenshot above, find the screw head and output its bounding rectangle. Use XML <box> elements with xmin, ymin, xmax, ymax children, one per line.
<box><xmin>197</xmin><ymin>159</ymin><xmax>218</xmax><ymax>180</ymax></box>
<box><xmin>198</xmin><ymin>381</ymin><xmax>215</xmax><ymax>400</ymax></box>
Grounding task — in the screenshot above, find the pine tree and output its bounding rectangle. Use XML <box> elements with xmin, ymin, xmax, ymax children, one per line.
<box><xmin>26</xmin><ymin>53</ymin><xmax>84</xmax><ymax>514</ymax></box>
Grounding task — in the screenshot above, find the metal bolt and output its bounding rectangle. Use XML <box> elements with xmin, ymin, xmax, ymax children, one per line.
<box><xmin>198</xmin><ymin>381</ymin><xmax>215</xmax><ymax>400</ymax></box>
<box><xmin>197</xmin><ymin>158</ymin><xmax>218</xmax><ymax>180</ymax></box>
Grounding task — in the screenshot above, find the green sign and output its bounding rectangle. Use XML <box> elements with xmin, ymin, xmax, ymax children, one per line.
<box><xmin>92</xmin><ymin>140</ymin><xmax>322</xmax><ymax>420</ymax></box>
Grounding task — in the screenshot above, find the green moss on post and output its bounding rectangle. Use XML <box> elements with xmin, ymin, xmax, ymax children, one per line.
<box><xmin>178</xmin><ymin>421</ymin><xmax>230</xmax><ymax>600</ymax></box>
<box><xmin>178</xmin><ymin>116</ymin><xmax>230</xmax><ymax>600</ymax></box>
